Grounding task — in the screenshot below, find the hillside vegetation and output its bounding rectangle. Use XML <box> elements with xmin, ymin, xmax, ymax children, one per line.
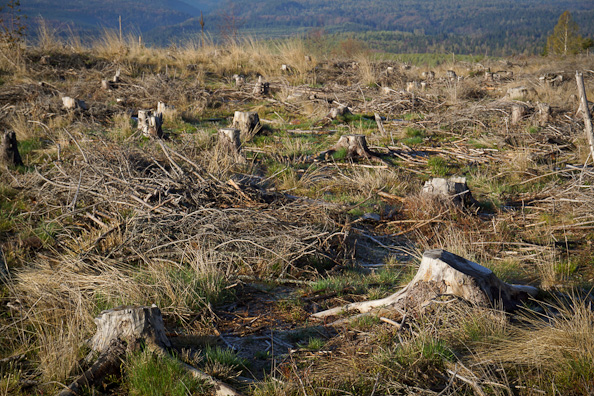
<box><xmin>11</xmin><ymin>0</ymin><xmax>594</xmax><ymax>55</ymax></box>
<box><xmin>1</xmin><ymin>32</ymin><xmax>594</xmax><ymax>395</ymax></box>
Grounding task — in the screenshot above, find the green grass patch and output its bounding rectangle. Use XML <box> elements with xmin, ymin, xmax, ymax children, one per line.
<box><xmin>427</xmin><ymin>156</ymin><xmax>449</xmax><ymax>177</ymax></box>
<box><xmin>125</xmin><ymin>350</ymin><xmax>210</xmax><ymax>396</ymax></box>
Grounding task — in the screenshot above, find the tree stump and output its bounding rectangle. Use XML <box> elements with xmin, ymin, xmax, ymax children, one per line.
<box><xmin>1</xmin><ymin>131</ymin><xmax>23</xmax><ymax>167</ymax></box>
<box><xmin>62</xmin><ymin>97</ymin><xmax>88</xmax><ymax>110</ymax></box>
<box><xmin>232</xmin><ymin>111</ymin><xmax>260</xmax><ymax>139</ymax></box>
<box><xmin>137</xmin><ymin>110</ymin><xmax>163</xmax><ymax>138</ymax></box>
<box><xmin>59</xmin><ymin>305</ymin><xmax>244</xmax><ymax>396</ymax></box>
<box><xmin>446</xmin><ymin>70</ymin><xmax>457</xmax><ymax>80</ymax></box>
<box><xmin>511</xmin><ymin>104</ymin><xmax>528</xmax><ymax>125</ymax></box>
<box><xmin>253</xmin><ymin>76</ymin><xmax>269</xmax><ymax>96</ymax></box>
<box><xmin>217</xmin><ymin>128</ymin><xmax>241</xmax><ymax>154</ymax></box>
<box><xmin>233</xmin><ymin>74</ymin><xmax>245</xmax><ymax>88</ymax></box>
<box><xmin>537</xmin><ymin>103</ymin><xmax>551</xmax><ymax>126</ymax></box>
<box><xmin>507</xmin><ymin>86</ymin><xmax>528</xmax><ymax>100</ymax></box>
<box><xmin>318</xmin><ymin>134</ymin><xmax>385</xmax><ymax>164</ymax></box>
<box><xmin>329</xmin><ymin>105</ymin><xmax>350</xmax><ymax>119</ymax></box>
<box><xmin>421</xmin><ymin>71</ymin><xmax>435</xmax><ymax>80</ymax></box>
<box><xmin>312</xmin><ymin>249</ymin><xmax>538</xmax><ymax>320</ymax></box>
<box><xmin>421</xmin><ymin>176</ymin><xmax>477</xmax><ymax>208</ymax></box>
<box><xmin>406</xmin><ymin>81</ymin><xmax>419</xmax><ymax>92</ymax></box>
<box><xmin>90</xmin><ymin>305</ymin><xmax>171</xmax><ymax>353</ymax></box>
<box><xmin>484</xmin><ymin>71</ymin><xmax>494</xmax><ymax>82</ymax></box>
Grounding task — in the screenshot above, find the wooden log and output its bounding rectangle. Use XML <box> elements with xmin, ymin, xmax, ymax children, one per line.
<box><xmin>576</xmin><ymin>71</ymin><xmax>594</xmax><ymax>161</ymax></box>
<box><xmin>232</xmin><ymin>111</ymin><xmax>260</xmax><ymax>139</ymax></box>
<box><xmin>217</xmin><ymin>128</ymin><xmax>241</xmax><ymax>154</ymax></box>
<box><xmin>312</xmin><ymin>249</ymin><xmax>539</xmax><ymax>319</ymax></box>
<box><xmin>537</xmin><ymin>102</ymin><xmax>551</xmax><ymax>126</ymax></box>
<box><xmin>511</xmin><ymin>104</ymin><xmax>528</xmax><ymax>125</ymax></box>
<box><xmin>421</xmin><ymin>176</ymin><xmax>477</xmax><ymax>207</ymax></box>
<box><xmin>1</xmin><ymin>131</ymin><xmax>23</xmax><ymax>167</ymax></box>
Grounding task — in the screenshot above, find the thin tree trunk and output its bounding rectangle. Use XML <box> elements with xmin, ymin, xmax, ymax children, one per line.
<box><xmin>576</xmin><ymin>71</ymin><xmax>594</xmax><ymax>160</ymax></box>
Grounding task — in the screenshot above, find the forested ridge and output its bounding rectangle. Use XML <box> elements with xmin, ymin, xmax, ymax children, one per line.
<box><xmin>11</xmin><ymin>0</ymin><xmax>594</xmax><ymax>55</ymax></box>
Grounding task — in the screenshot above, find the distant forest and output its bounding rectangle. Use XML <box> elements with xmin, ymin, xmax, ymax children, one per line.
<box><xmin>12</xmin><ymin>0</ymin><xmax>594</xmax><ymax>55</ymax></box>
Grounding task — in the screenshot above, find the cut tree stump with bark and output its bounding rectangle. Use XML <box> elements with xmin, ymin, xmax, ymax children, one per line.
<box><xmin>1</xmin><ymin>131</ymin><xmax>23</xmax><ymax>167</ymax></box>
<box><xmin>58</xmin><ymin>305</ymin><xmax>244</xmax><ymax>396</ymax></box>
<box><xmin>537</xmin><ymin>103</ymin><xmax>551</xmax><ymax>126</ymax></box>
<box><xmin>137</xmin><ymin>110</ymin><xmax>163</xmax><ymax>139</ymax></box>
<box><xmin>62</xmin><ymin>97</ymin><xmax>88</xmax><ymax>111</ymax></box>
<box><xmin>312</xmin><ymin>249</ymin><xmax>539</xmax><ymax>321</ymax></box>
<box><xmin>253</xmin><ymin>76</ymin><xmax>270</xmax><ymax>96</ymax></box>
<box><xmin>421</xmin><ymin>176</ymin><xmax>478</xmax><ymax>208</ymax></box>
<box><xmin>217</xmin><ymin>128</ymin><xmax>242</xmax><ymax>155</ymax></box>
<box><xmin>317</xmin><ymin>134</ymin><xmax>385</xmax><ymax>164</ymax></box>
<box><xmin>232</xmin><ymin>111</ymin><xmax>260</xmax><ymax>140</ymax></box>
<box><xmin>511</xmin><ymin>103</ymin><xmax>529</xmax><ymax>125</ymax></box>
<box><xmin>329</xmin><ymin>105</ymin><xmax>350</xmax><ymax>119</ymax></box>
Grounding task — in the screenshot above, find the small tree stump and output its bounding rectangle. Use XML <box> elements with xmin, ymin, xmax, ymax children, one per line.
<box><xmin>484</xmin><ymin>71</ymin><xmax>494</xmax><ymax>82</ymax></box>
<box><xmin>329</xmin><ymin>105</ymin><xmax>350</xmax><ymax>119</ymax></box>
<box><xmin>507</xmin><ymin>86</ymin><xmax>528</xmax><ymax>100</ymax></box>
<box><xmin>62</xmin><ymin>96</ymin><xmax>88</xmax><ymax>110</ymax></box>
<box><xmin>421</xmin><ymin>176</ymin><xmax>477</xmax><ymax>208</ymax></box>
<box><xmin>232</xmin><ymin>111</ymin><xmax>260</xmax><ymax>139</ymax></box>
<box><xmin>406</xmin><ymin>81</ymin><xmax>419</xmax><ymax>92</ymax></box>
<box><xmin>537</xmin><ymin>103</ymin><xmax>551</xmax><ymax>126</ymax></box>
<box><xmin>511</xmin><ymin>104</ymin><xmax>528</xmax><ymax>125</ymax></box>
<box><xmin>446</xmin><ymin>70</ymin><xmax>457</xmax><ymax>80</ymax></box>
<box><xmin>253</xmin><ymin>76</ymin><xmax>269</xmax><ymax>96</ymax></box>
<box><xmin>100</xmin><ymin>79</ymin><xmax>112</xmax><ymax>90</ymax></box>
<box><xmin>318</xmin><ymin>134</ymin><xmax>386</xmax><ymax>164</ymax></box>
<box><xmin>1</xmin><ymin>131</ymin><xmax>23</xmax><ymax>167</ymax></box>
<box><xmin>217</xmin><ymin>128</ymin><xmax>241</xmax><ymax>154</ymax></box>
<box><xmin>312</xmin><ymin>249</ymin><xmax>538</xmax><ymax>320</ymax></box>
<box><xmin>137</xmin><ymin>110</ymin><xmax>163</xmax><ymax>138</ymax></box>
<box><xmin>233</xmin><ymin>74</ymin><xmax>245</xmax><ymax>88</ymax></box>
<box><xmin>421</xmin><ymin>71</ymin><xmax>435</xmax><ymax>80</ymax></box>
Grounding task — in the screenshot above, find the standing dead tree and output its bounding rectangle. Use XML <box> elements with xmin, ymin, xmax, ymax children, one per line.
<box><xmin>576</xmin><ymin>71</ymin><xmax>594</xmax><ymax>160</ymax></box>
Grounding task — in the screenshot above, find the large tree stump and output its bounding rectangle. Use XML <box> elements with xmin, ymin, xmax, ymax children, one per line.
<box><xmin>138</xmin><ymin>110</ymin><xmax>164</xmax><ymax>139</ymax></box>
<box><xmin>312</xmin><ymin>249</ymin><xmax>538</xmax><ymax>320</ymax></box>
<box><xmin>1</xmin><ymin>131</ymin><xmax>23</xmax><ymax>167</ymax></box>
<box><xmin>89</xmin><ymin>305</ymin><xmax>171</xmax><ymax>353</ymax></box>
<box><xmin>232</xmin><ymin>111</ymin><xmax>260</xmax><ymax>140</ymax></box>
<box><xmin>421</xmin><ymin>176</ymin><xmax>477</xmax><ymax>208</ymax></box>
<box><xmin>507</xmin><ymin>87</ymin><xmax>528</xmax><ymax>100</ymax></box>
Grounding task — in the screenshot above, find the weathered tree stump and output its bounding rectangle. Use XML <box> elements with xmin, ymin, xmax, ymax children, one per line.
<box><xmin>406</xmin><ymin>81</ymin><xmax>419</xmax><ymax>92</ymax></box>
<box><xmin>421</xmin><ymin>176</ymin><xmax>477</xmax><ymax>208</ymax></box>
<box><xmin>318</xmin><ymin>134</ymin><xmax>385</xmax><ymax>165</ymax></box>
<box><xmin>253</xmin><ymin>76</ymin><xmax>269</xmax><ymax>96</ymax></box>
<box><xmin>484</xmin><ymin>71</ymin><xmax>494</xmax><ymax>82</ymax></box>
<box><xmin>537</xmin><ymin>103</ymin><xmax>551</xmax><ymax>126</ymax></box>
<box><xmin>232</xmin><ymin>111</ymin><xmax>260</xmax><ymax>139</ymax></box>
<box><xmin>89</xmin><ymin>305</ymin><xmax>171</xmax><ymax>353</ymax></box>
<box><xmin>58</xmin><ymin>305</ymin><xmax>244</xmax><ymax>396</ymax></box>
<box><xmin>312</xmin><ymin>249</ymin><xmax>539</xmax><ymax>321</ymax></box>
<box><xmin>329</xmin><ymin>105</ymin><xmax>350</xmax><ymax>119</ymax></box>
<box><xmin>1</xmin><ymin>131</ymin><xmax>23</xmax><ymax>167</ymax></box>
<box><xmin>233</xmin><ymin>74</ymin><xmax>245</xmax><ymax>88</ymax></box>
<box><xmin>511</xmin><ymin>104</ymin><xmax>528</xmax><ymax>125</ymax></box>
<box><xmin>62</xmin><ymin>96</ymin><xmax>88</xmax><ymax>111</ymax></box>
<box><xmin>446</xmin><ymin>70</ymin><xmax>457</xmax><ymax>80</ymax></box>
<box><xmin>137</xmin><ymin>110</ymin><xmax>164</xmax><ymax>138</ymax></box>
<box><xmin>507</xmin><ymin>86</ymin><xmax>529</xmax><ymax>100</ymax></box>
<box><xmin>217</xmin><ymin>128</ymin><xmax>241</xmax><ymax>154</ymax></box>
<box><xmin>421</xmin><ymin>71</ymin><xmax>435</xmax><ymax>80</ymax></box>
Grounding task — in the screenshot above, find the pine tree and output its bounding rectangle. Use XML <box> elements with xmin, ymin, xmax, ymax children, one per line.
<box><xmin>546</xmin><ymin>11</ymin><xmax>582</xmax><ymax>55</ymax></box>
